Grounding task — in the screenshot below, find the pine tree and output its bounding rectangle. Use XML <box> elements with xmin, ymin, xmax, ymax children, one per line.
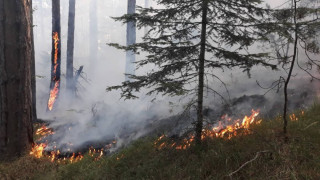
<box><xmin>108</xmin><ymin>0</ymin><xmax>277</xmax><ymax>144</ymax></box>
<box><xmin>66</xmin><ymin>0</ymin><xmax>76</xmax><ymax>95</ymax></box>
<box><xmin>47</xmin><ymin>0</ymin><xmax>61</xmax><ymax>111</ymax></box>
<box><xmin>0</xmin><ymin>0</ymin><xmax>34</xmax><ymax>159</ymax></box>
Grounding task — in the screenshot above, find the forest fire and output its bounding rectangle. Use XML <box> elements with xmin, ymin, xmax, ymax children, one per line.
<box><xmin>48</xmin><ymin>80</ymin><xmax>60</xmax><ymax>111</ymax></box>
<box><xmin>36</xmin><ymin>125</ymin><xmax>55</xmax><ymax>136</ymax></box>
<box><xmin>47</xmin><ymin>32</ymin><xmax>61</xmax><ymax>111</ymax></box>
<box><xmin>155</xmin><ymin>110</ymin><xmax>261</xmax><ymax>150</ymax></box>
<box><xmin>53</xmin><ymin>32</ymin><xmax>59</xmax><ymax>70</ymax></box>
<box><xmin>30</xmin><ymin>125</ymin><xmax>116</xmax><ymax>163</ymax></box>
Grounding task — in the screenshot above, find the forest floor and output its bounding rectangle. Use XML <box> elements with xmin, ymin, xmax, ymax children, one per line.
<box><xmin>1</xmin><ymin>104</ymin><xmax>320</xmax><ymax>179</ymax></box>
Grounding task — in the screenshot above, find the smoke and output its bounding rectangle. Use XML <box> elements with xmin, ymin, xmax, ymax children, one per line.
<box><xmin>32</xmin><ymin>0</ymin><xmax>320</xmax><ymax>152</ymax></box>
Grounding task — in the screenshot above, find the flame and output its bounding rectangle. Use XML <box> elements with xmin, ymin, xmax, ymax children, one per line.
<box><xmin>30</xmin><ymin>143</ymin><xmax>47</xmax><ymax>158</ymax></box>
<box><xmin>290</xmin><ymin>113</ymin><xmax>298</xmax><ymax>121</ymax></box>
<box><xmin>30</xmin><ymin>125</ymin><xmax>115</xmax><ymax>163</ymax></box>
<box><xmin>48</xmin><ymin>80</ymin><xmax>60</xmax><ymax>111</ymax></box>
<box><xmin>53</xmin><ymin>32</ymin><xmax>59</xmax><ymax>66</ymax></box>
<box><xmin>36</xmin><ymin>125</ymin><xmax>55</xmax><ymax>136</ymax></box>
<box><xmin>155</xmin><ymin>109</ymin><xmax>261</xmax><ymax>150</ymax></box>
<box><xmin>47</xmin><ymin>32</ymin><xmax>60</xmax><ymax>111</ymax></box>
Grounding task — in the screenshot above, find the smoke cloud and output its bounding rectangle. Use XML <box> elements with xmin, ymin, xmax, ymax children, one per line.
<box><xmin>32</xmin><ymin>0</ymin><xmax>320</xmax><ymax>152</ymax></box>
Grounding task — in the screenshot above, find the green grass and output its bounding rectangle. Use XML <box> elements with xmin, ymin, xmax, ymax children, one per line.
<box><xmin>1</xmin><ymin>104</ymin><xmax>320</xmax><ymax>179</ymax></box>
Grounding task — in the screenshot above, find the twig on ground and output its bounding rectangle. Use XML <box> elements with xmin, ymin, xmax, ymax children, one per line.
<box><xmin>228</xmin><ymin>150</ymin><xmax>270</xmax><ymax>177</ymax></box>
<box><xmin>303</xmin><ymin>122</ymin><xmax>318</xmax><ymax>130</ymax></box>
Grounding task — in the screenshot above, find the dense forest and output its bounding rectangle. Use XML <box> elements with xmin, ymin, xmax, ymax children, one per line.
<box><xmin>0</xmin><ymin>0</ymin><xmax>320</xmax><ymax>179</ymax></box>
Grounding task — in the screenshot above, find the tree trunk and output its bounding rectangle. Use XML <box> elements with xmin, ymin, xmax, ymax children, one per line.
<box><xmin>144</xmin><ymin>0</ymin><xmax>149</xmax><ymax>35</ymax></box>
<box><xmin>125</xmin><ymin>0</ymin><xmax>136</xmax><ymax>81</ymax></box>
<box><xmin>195</xmin><ymin>0</ymin><xmax>208</xmax><ymax>145</ymax></box>
<box><xmin>47</xmin><ymin>0</ymin><xmax>61</xmax><ymax>111</ymax></box>
<box><xmin>31</xmin><ymin>0</ymin><xmax>37</xmax><ymax>122</ymax></box>
<box><xmin>66</xmin><ymin>0</ymin><xmax>76</xmax><ymax>94</ymax></box>
<box><xmin>89</xmin><ymin>0</ymin><xmax>98</xmax><ymax>69</ymax></box>
<box><xmin>283</xmin><ymin>0</ymin><xmax>298</xmax><ymax>135</ymax></box>
<box><xmin>0</xmin><ymin>0</ymin><xmax>34</xmax><ymax>160</ymax></box>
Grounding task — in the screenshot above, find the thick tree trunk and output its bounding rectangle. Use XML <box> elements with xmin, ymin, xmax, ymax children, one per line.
<box><xmin>47</xmin><ymin>0</ymin><xmax>61</xmax><ymax>111</ymax></box>
<box><xmin>283</xmin><ymin>0</ymin><xmax>298</xmax><ymax>135</ymax></box>
<box><xmin>66</xmin><ymin>0</ymin><xmax>76</xmax><ymax>94</ymax></box>
<box><xmin>125</xmin><ymin>0</ymin><xmax>136</xmax><ymax>81</ymax></box>
<box><xmin>0</xmin><ymin>0</ymin><xmax>34</xmax><ymax>159</ymax></box>
<box><xmin>195</xmin><ymin>0</ymin><xmax>208</xmax><ymax>145</ymax></box>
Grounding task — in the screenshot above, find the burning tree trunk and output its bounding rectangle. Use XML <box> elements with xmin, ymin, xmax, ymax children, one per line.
<box><xmin>66</xmin><ymin>0</ymin><xmax>76</xmax><ymax>95</ymax></box>
<box><xmin>0</xmin><ymin>0</ymin><xmax>34</xmax><ymax>159</ymax></box>
<box><xmin>195</xmin><ymin>0</ymin><xmax>208</xmax><ymax>145</ymax></box>
<box><xmin>47</xmin><ymin>0</ymin><xmax>61</xmax><ymax>111</ymax></box>
<box><xmin>125</xmin><ymin>0</ymin><xmax>136</xmax><ymax>81</ymax></box>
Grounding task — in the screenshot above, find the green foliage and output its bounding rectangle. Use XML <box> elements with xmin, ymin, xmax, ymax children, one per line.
<box><xmin>107</xmin><ymin>0</ymin><xmax>277</xmax><ymax>99</ymax></box>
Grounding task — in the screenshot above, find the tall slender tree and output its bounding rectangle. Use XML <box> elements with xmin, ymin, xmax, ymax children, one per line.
<box><xmin>66</xmin><ymin>0</ymin><xmax>76</xmax><ymax>94</ymax></box>
<box><xmin>125</xmin><ymin>0</ymin><xmax>136</xmax><ymax>81</ymax></box>
<box><xmin>0</xmin><ymin>0</ymin><xmax>34</xmax><ymax>159</ymax></box>
<box><xmin>47</xmin><ymin>0</ymin><xmax>61</xmax><ymax>111</ymax></box>
<box><xmin>90</xmin><ymin>0</ymin><xmax>98</xmax><ymax>67</ymax></box>
<box><xmin>270</xmin><ymin>0</ymin><xmax>320</xmax><ymax>134</ymax></box>
<box><xmin>108</xmin><ymin>0</ymin><xmax>276</xmax><ymax>144</ymax></box>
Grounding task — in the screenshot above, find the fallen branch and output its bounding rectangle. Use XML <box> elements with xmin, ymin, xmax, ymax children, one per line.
<box><xmin>74</xmin><ymin>66</ymin><xmax>84</xmax><ymax>84</ymax></box>
<box><xmin>303</xmin><ymin>122</ymin><xmax>318</xmax><ymax>131</ymax></box>
<box><xmin>228</xmin><ymin>150</ymin><xmax>270</xmax><ymax>177</ymax></box>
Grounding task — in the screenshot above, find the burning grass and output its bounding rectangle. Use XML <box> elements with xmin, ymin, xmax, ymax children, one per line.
<box><xmin>29</xmin><ymin>124</ymin><xmax>116</xmax><ymax>164</ymax></box>
<box><xmin>1</xmin><ymin>104</ymin><xmax>320</xmax><ymax>179</ymax></box>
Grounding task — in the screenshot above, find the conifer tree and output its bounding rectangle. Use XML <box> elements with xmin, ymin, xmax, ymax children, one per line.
<box><xmin>108</xmin><ymin>0</ymin><xmax>277</xmax><ymax>144</ymax></box>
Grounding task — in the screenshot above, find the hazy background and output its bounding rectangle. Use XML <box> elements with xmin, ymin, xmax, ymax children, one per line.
<box><xmin>32</xmin><ymin>0</ymin><xmax>320</xmax><ymax>151</ymax></box>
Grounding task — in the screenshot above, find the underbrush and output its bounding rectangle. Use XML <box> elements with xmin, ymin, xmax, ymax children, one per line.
<box><xmin>1</xmin><ymin>104</ymin><xmax>320</xmax><ymax>179</ymax></box>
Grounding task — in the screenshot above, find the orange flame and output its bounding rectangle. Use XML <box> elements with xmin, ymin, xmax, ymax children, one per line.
<box><xmin>30</xmin><ymin>143</ymin><xmax>47</xmax><ymax>158</ymax></box>
<box><xmin>30</xmin><ymin>126</ymin><xmax>116</xmax><ymax>163</ymax></box>
<box><xmin>47</xmin><ymin>32</ymin><xmax>60</xmax><ymax>111</ymax></box>
<box><xmin>155</xmin><ymin>109</ymin><xmax>261</xmax><ymax>150</ymax></box>
<box><xmin>36</xmin><ymin>125</ymin><xmax>55</xmax><ymax>136</ymax></box>
<box><xmin>48</xmin><ymin>80</ymin><xmax>60</xmax><ymax>111</ymax></box>
<box><xmin>53</xmin><ymin>32</ymin><xmax>59</xmax><ymax>67</ymax></box>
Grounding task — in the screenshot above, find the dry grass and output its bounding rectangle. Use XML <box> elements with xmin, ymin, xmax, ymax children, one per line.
<box><xmin>1</xmin><ymin>104</ymin><xmax>320</xmax><ymax>179</ymax></box>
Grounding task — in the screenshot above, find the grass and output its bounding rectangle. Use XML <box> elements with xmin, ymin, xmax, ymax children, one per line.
<box><xmin>1</xmin><ymin>104</ymin><xmax>320</xmax><ymax>179</ymax></box>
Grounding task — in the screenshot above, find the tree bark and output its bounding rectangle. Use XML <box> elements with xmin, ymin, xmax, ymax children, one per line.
<box><xmin>125</xmin><ymin>0</ymin><xmax>136</xmax><ymax>81</ymax></box>
<box><xmin>195</xmin><ymin>0</ymin><xmax>208</xmax><ymax>145</ymax></box>
<box><xmin>144</xmin><ymin>0</ymin><xmax>149</xmax><ymax>35</ymax></box>
<box><xmin>31</xmin><ymin>0</ymin><xmax>37</xmax><ymax>121</ymax></box>
<box><xmin>47</xmin><ymin>0</ymin><xmax>61</xmax><ymax>111</ymax></box>
<box><xmin>89</xmin><ymin>0</ymin><xmax>98</xmax><ymax>69</ymax></box>
<box><xmin>0</xmin><ymin>0</ymin><xmax>34</xmax><ymax>159</ymax></box>
<box><xmin>66</xmin><ymin>0</ymin><xmax>76</xmax><ymax>94</ymax></box>
<box><xmin>283</xmin><ymin>0</ymin><xmax>298</xmax><ymax>134</ymax></box>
